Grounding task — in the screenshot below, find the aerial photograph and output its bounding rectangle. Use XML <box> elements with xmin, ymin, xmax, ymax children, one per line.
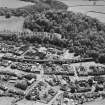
<box><xmin>0</xmin><ymin>0</ymin><xmax>105</xmax><ymax>105</ymax></box>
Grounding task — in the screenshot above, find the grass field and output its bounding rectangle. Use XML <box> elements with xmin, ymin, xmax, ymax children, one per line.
<box><xmin>58</xmin><ymin>0</ymin><xmax>105</xmax><ymax>23</ymax></box>
<box><xmin>0</xmin><ymin>16</ymin><xmax>25</xmax><ymax>32</ymax></box>
<box><xmin>0</xmin><ymin>0</ymin><xmax>34</xmax><ymax>8</ymax></box>
<box><xmin>0</xmin><ymin>97</ymin><xmax>14</xmax><ymax>105</ymax></box>
<box><xmin>83</xmin><ymin>98</ymin><xmax>105</xmax><ymax>105</ymax></box>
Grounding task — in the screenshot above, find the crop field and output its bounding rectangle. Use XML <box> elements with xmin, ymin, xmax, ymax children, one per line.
<box><xmin>0</xmin><ymin>16</ymin><xmax>25</xmax><ymax>32</ymax></box>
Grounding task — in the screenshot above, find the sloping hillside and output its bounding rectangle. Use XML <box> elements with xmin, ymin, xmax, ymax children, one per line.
<box><xmin>23</xmin><ymin>10</ymin><xmax>105</xmax><ymax>63</ymax></box>
<box><xmin>20</xmin><ymin>0</ymin><xmax>68</xmax><ymax>10</ymax></box>
<box><xmin>0</xmin><ymin>0</ymin><xmax>105</xmax><ymax>63</ymax></box>
<box><xmin>0</xmin><ymin>0</ymin><xmax>68</xmax><ymax>17</ymax></box>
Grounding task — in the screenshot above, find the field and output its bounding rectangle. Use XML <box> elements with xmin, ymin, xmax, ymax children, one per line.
<box><xmin>0</xmin><ymin>0</ymin><xmax>34</xmax><ymax>8</ymax></box>
<box><xmin>83</xmin><ymin>98</ymin><xmax>105</xmax><ymax>105</ymax></box>
<box><xmin>0</xmin><ymin>97</ymin><xmax>15</xmax><ymax>105</ymax></box>
<box><xmin>0</xmin><ymin>16</ymin><xmax>25</xmax><ymax>32</ymax></box>
<box><xmin>58</xmin><ymin>0</ymin><xmax>105</xmax><ymax>23</ymax></box>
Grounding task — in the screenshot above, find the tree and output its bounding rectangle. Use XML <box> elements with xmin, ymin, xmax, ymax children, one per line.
<box><xmin>70</xmin><ymin>87</ymin><xmax>75</xmax><ymax>93</ymax></box>
<box><xmin>15</xmin><ymin>80</ymin><xmax>28</xmax><ymax>90</ymax></box>
<box><xmin>98</xmin><ymin>53</ymin><xmax>105</xmax><ymax>63</ymax></box>
<box><xmin>87</xmin><ymin>50</ymin><xmax>99</xmax><ymax>61</ymax></box>
<box><xmin>88</xmin><ymin>79</ymin><xmax>93</xmax><ymax>87</ymax></box>
<box><xmin>5</xmin><ymin>13</ymin><xmax>11</xmax><ymax>18</ymax></box>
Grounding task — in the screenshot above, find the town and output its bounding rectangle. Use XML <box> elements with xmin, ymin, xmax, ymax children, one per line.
<box><xmin>0</xmin><ymin>0</ymin><xmax>105</xmax><ymax>105</ymax></box>
<box><xmin>0</xmin><ymin>31</ymin><xmax>104</xmax><ymax>105</ymax></box>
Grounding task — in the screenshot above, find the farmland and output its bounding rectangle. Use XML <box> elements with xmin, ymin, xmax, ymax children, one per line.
<box><xmin>0</xmin><ymin>16</ymin><xmax>25</xmax><ymax>32</ymax></box>
<box><xmin>0</xmin><ymin>0</ymin><xmax>34</xmax><ymax>8</ymax></box>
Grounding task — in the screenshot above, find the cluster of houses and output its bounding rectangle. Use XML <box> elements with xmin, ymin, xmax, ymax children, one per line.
<box><xmin>11</xmin><ymin>62</ymin><xmax>32</xmax><ymax>72</ymax></box>
<box><xmin>26</xmin><ymin>81</ymin><xmax>57</xmax><ymax>104</ymax></box>
<box><xmin>0</xmin><ymin>38</ymin><xmax>104</xmax><ymax>105</ymax></box>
